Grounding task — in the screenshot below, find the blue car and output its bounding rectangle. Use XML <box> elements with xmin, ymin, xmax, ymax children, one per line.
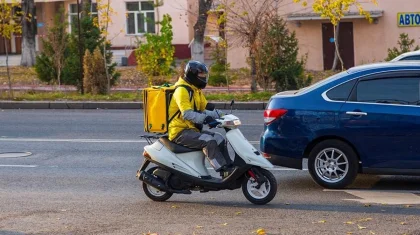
<box><xmin>260</xmin><ymin>62</ymin><xmax>420</xmax><ymax>189</ymax></box>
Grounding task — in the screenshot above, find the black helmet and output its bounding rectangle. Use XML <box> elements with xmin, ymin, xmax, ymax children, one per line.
<box><xmin>183</xmin><ymin>60</ymin><xmax>209</xmax><ymax>89</ymax></box>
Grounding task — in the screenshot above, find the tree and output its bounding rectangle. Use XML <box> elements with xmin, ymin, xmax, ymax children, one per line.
<box><xmin>83</xmin><ymin>47</ymin><xmax>107</xmax><ymax>95</ymax></box>
<box><xmin>0</xmin><ymin>0</ymin><xmax>22</xmax><ymax>99</ymax></box>
<box><xmin>93</xmin><ymin>0</ymin><xmax>118</xmax><ymax>94</ymax></box>
<box><xmin>385</xmin><ymin>33</ymin><xmax>420</xmax><ymax>61</ymax></box>
<box><xmin>191</xmin><ymin>0</ymin><xmax>213</xmax><ymax>63</ymax></box>
<box><xmin>216</xmin><ymin>0</ymin><xmax>277</xmax><ymax>92</ymax></box>
<box><xmin>35</xmin><ymin>7</ymin><xmax>68</xmax><ymax>88</ymax></box>
<box><xmin>62</xmin><ymin>3</ymin><xmax>119</xmax><ymax>92</ymax></box>
<box><xmin>293</xmin><ymin>0</ymin><xmax>378</xmax><ymax>71</ymax></box>
<box><xmin>255</xmin><ymin>13</ymin><xmax>310</xmax><ymax>91</ymax></box>
<box><xmin>20</xmin><ymin>0</ymin><xmax>36</xmax><ymax>67</ymax></box>
<box><xmin>135</xmin><ymin>14</ymin><xmax>175</xmax><ymax>85</ymax></box>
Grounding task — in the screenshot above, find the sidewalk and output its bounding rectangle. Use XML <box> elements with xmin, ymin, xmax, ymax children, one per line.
<box><xmin>0</xmin><ymin>101</ymin><xmax>267</xmax><ymax>110</ymax></box>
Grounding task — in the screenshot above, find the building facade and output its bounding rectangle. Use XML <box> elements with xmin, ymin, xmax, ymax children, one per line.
<box><xmin>226</xmin><ymin>0</ymin><xmax>420</xmax><ymax>71</ymax></box>
<box><xmin>1</xmin><ymin>0</ymin><xmax>197</xmax><ymax>66</ymax></box>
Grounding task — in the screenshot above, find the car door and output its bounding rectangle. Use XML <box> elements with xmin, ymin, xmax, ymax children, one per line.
<box><xmin>338</xmin><ymin>72</ymin><xmax>420</xmax><ymax>170</ymax></box>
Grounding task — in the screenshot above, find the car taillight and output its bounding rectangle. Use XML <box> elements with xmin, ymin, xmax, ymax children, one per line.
<box><xmin>264</xmin><ymin>109</ymin><xmax>287</xmax><ymax>124</ymax></box>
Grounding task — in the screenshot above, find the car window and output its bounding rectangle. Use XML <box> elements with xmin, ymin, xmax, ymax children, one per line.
<box><xmin>399</xmin><ymin>55</ymin><xmax>420</xmax><ymax>61</ymax></box>
<box><xmin>356</xmin><ymin>77</ymin><xmax>420</xmax><ymax>105</ymax></box>
<box><xmin>326</xmin><ymin>79</ymin><xmax>356</xmax><ymax>101</ymax></box>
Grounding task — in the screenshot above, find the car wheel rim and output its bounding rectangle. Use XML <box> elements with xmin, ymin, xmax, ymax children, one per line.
<box><xmin>314</xmin><ymin>148</ymin><xmax>349</xmax><ymax>183</ymax></box>
<box><xmin>146</xmin><ymin>184</ymin><xmax>166</xmax><ymax>197</ymax></box>
<box><xmin>246</xmin><ymin>178</ymin><xmax>271</xmax><ymax>199</ymax></box>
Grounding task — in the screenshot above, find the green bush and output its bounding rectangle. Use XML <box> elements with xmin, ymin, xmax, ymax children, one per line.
<box><xmin>35</xmin><ymin>54</ymin><xmax>56</xmax><ymax>84</ymax></box>
<box><xmin>209</xmin><ymin>74</ymin><xmax>228</xmax><ymax>86</ymax></box>
<box><xmin>255</xmin><ymin>15</ymin><xmax>308</xmax><ymax>92</ymax></box>
<box><xmin>385</xmin><ymin>33</ymin><xmax>420</xmax><ymax>61</ymax></box>
<box><xmin>135</xmin><ymin>14</ymin><xmax>175</xmax><ymax>80</ymax></box>
<box><xmin>62</xmin><ymin>2</ymin><xmax>120</xmax><ymax>92</ymax></box>
<box><xmin>34</xmin><ymin>7</ymin><xmax>68</xmax><ymax>85</ymax></box>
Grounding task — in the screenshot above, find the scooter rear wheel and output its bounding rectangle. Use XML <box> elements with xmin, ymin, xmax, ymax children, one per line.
<box><xmin>142</xmin><ymin>167</ymin><xmax>173</xmax><ymax>202</ymax></box>
<box><xmin>242</xmin><ymin>168</ymin><xmax>277</xmax><ymax>205</ymax></box>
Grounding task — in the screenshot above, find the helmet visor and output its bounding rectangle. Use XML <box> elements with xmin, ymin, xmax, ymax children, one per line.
<box><xmin>198</xmin><ymin>71</ymin><xmax>209</xmax><ymax>83</ymax></box>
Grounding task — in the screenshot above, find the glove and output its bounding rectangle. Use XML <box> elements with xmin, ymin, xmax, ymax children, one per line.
<box><xmin>204</xmin><ymin>116</ymin><xmax>219</xmax><ymax>128</ymax></box>
<box><xmin>203</xmin><ymin>115</ymin><xmax>216</xmax><ymax>124</ymax></box>
<box><xmin>208</xmin><ymin>121</ymin><xmax>220</xmax><ymax>128</ymax></box>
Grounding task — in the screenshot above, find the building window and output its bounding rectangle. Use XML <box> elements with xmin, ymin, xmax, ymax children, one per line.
<box><xmin>126</xmin><ymin>1</ymin><xmax>155</xmax><ymax>35</ymax></box>
<box><xmin>69</xmin><ymin>3</ymin><xmax>98</xmax><ymax>33</ymax></box>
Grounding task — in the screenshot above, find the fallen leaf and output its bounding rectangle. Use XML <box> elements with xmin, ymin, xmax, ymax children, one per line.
<box><xmin>405</xmin><ymin>205</ymin><xmax>412</xmax><ymax>208</ymax></box>
<box><xmin>357</xmin><ymin>218</ymin><xmax>372</xmax><ymax>222</ymax></box>
<box><xmin>364</xmin><ymin>204</ymin><xmax>371</xmax><ymax>207</ymax></box>
<box><xmin>171</xmin><ymin>205</ymin><xmax>179</xmax><ymax>209</ymax></box>
<box><xmin>344</xmin><ymin>221</ymin><xmax>354</xmax><ymax>225</ymax></box>
<box><xmin>196</xmin><ymin>225</ymin><xmax>203</xmax><ymax>229</ymax></box>
<box><xmin>358</xmin><ymin>224</ymin><xmax>367</xmax><ymax>230</ymax></box>
<box><xmin>370</xmin><ymin>231</ymin><xmax>376</xmax><ymax>234</ymax></box>
<box><xmin>256</xmin><ymin>228</ymin><xmax>266</xmax><ymax>235</ymax></box>
<box><xmin>235</xmin><ymin>211</ymin><xmax>242</xmax><ymax>215</ymax></box>
<box><xmin>400</xmin><ymin>222</ymin><xmax>407</xmax><ymax>225</ymax></box>
<box><xmin>313</xmin><ymin>220</ymin><xmax>326</xmax><ymax>224</ymax></box>
<box><xmin>346</xmin><ymin>232</ymin><xmax>353</xmax><ymax>235</ymax></box>
<box><xmin>222</xmin><ymin>223</ymin><xmax>228</xmax><ymax>226</ymax></box>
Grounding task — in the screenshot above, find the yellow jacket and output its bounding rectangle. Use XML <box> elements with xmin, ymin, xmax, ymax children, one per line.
<box><xmin>168</xmin><ymin>78</ymin><xmax>208</xmax><ymax>141</ymax></box>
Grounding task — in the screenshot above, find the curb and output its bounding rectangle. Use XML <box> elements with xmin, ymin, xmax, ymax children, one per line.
<box><xmin>0</xmin><ymin>101</ymin><xmax>267</xmax><ymax>110</ymax></box>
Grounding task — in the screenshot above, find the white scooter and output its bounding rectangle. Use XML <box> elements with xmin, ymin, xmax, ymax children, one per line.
<box><xmin>137</xmin><ymin>102</ymin><xmax>277</xmax><ymax>205</ymax></box>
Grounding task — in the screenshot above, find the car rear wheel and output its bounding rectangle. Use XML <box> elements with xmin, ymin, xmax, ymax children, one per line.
<box><xmin>308</xmin><ymin>140</ymin><xmax>358</xmax><ymax>189</ymax></box>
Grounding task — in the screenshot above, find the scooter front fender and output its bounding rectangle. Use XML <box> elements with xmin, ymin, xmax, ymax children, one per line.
<box><xmin>226</xmin><ymin>129</ymin><xmax>274</xmax><ymax>169</ymax></box>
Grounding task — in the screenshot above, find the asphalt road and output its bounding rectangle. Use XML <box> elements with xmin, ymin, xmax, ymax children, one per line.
<box><xmin>1</xmin><ymin>110</ymin><xmax>420</xmax><ymax>235</ymax></box>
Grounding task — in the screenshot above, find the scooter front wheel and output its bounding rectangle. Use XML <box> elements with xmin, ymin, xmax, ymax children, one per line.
<box><xmin>142</xmin><ymin>167</ymin><xmax>173</xmax><ymax>202</ymax></box>
<box><xmin>242</xmin><ymin>168</ymin><xmax>277</xmax><ymax>205</ymax></box>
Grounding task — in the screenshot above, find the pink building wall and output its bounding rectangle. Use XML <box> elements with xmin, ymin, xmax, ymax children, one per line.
<box><xmin>227</xmin><ymin>0</ymin><xmax>420</xmax><ymax>71</ymax></box>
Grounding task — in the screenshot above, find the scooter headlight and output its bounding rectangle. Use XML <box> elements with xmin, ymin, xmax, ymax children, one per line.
<box><xmin>224</xmin><ymin>120</ymin><xmax>241</xmax><ymax>126</ymax></box>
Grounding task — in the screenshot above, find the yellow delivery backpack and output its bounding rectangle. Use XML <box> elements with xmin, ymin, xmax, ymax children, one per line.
<box><xmin>143</xmin><ymin>84</ymin><xmax>194</xmax><ymax>133</ymax></box>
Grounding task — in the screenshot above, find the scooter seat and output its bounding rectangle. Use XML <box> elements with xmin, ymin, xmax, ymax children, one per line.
<box><xmin>159</xmin><ymin>137</ymin><xmax>201</xmax><ymax>154</ymax></box>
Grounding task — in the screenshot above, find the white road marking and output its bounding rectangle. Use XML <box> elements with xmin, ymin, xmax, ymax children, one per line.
<box><xmin>0</xmin><ymin>138</ymin><xmax>260</xmax><ymax>144</ymax></box>
<box><xmin>324</xmin><ymin>189</ymin><xmax>420</xmax><ymax>205</ymax></box>
<box><xmin>0</xmin><ymin>165</ymin><xmax>38</xmax><ymax>168</ymax></box>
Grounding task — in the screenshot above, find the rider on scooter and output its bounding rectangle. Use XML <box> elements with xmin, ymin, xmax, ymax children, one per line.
<box><xmin>167</xmin><ymin>60</ymin><xmax>236</xmax><ymax>178</ymax></box>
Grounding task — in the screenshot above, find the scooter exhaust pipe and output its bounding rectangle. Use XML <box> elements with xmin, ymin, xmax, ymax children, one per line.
<box><xmin>139</xmin><ymin>170</ymin><xmax>192</xmax><ymax>195</ymax></box>
<box><xmin>139</xmin><ymin>170</ymin><xmax>168</xmax><ymax>192</ymax></box>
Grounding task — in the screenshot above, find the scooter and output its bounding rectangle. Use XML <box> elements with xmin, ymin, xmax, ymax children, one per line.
<box><xmin>136</xmin><ymin>102</ymin><xmax>277</xmax><ymax>205</ymax></box>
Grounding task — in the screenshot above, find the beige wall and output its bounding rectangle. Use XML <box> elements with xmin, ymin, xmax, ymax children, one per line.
<box><xmin>62</xmin><ymin>0</ymin><xmax>191</xmax><ymax>48</ymax></box>
<box><xmin>227</xmin><ymin>0</ymin><xmax>420</xmax><ymax>70</ymax></box>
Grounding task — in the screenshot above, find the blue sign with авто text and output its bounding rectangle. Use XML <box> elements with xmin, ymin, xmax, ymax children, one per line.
<box><xmin>398</xmin><ymin>13</ymin><xmax>420</xmax><ymax>27</ymax></box>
